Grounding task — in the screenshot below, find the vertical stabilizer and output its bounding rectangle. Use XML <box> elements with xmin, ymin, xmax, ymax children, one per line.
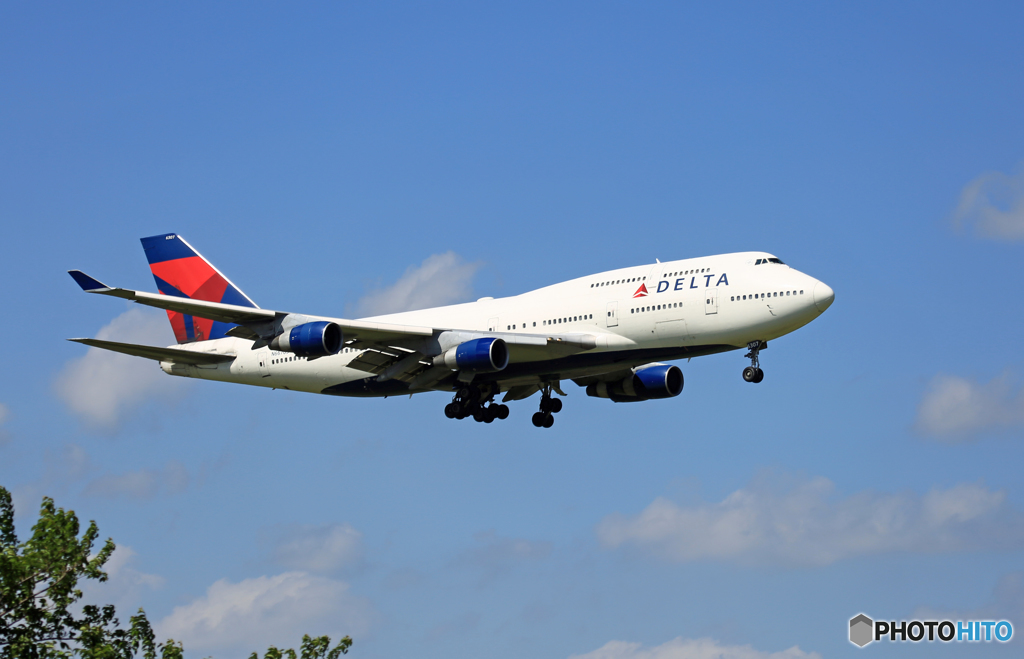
<box><xmin>140</xmin><ymin>233</ymin><xmax>258</xmax><ymax>344</ymax></box>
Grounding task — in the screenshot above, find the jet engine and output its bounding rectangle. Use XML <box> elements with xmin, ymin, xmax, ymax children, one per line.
<box><xmin>434</xmin><ymin>337</ymin><xmax>509</xmax><ymax>373</ymax></box>
<box><xmin>269</xmin><ymin>321</ymin><xmax>343</xmax><ymax>357</ymax></box>
<box><xmin>585</xmin><ymin>363</ymin><xmax>684</xmax><ymax>402</ymax></box>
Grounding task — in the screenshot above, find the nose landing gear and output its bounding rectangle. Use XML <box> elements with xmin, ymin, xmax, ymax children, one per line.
<box><xmin>742</xmin><ymin>340</ymin><xmax>766</xmax><ymax>383</ymax></box>
<box><xmin>531</xmin><ymin>385</ymin><xmax>562</xmax><ymax>428</ymax></box>
<box><xmin>444</xmin><ymin>384</ymin><xmax>510</xmax><ymax>423</ymax></box>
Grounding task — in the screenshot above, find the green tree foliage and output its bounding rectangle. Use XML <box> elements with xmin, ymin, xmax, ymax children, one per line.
<box><xmin>0</xmin><ymin>486</ymin><xmax>349</xmax><ymax>658</ymax></box>
<box><xmin>247</xmin><ymin>634</ymin><xmax>352</xmax><ymax>659</ymax></box>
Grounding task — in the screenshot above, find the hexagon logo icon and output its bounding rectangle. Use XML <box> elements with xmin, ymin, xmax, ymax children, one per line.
<box><xmin>850</xmin><ymin>613</ymin><xmax>874</xmax><ymax>647</ymax></box>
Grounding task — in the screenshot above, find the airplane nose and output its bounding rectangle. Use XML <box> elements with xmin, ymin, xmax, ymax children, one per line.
<box><xmin>813</xmin><ymin>282</ymin><xmax>835</xmax><ymax>313</ymax></box>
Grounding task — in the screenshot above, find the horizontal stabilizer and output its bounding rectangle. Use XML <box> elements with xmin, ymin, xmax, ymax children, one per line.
<box><xmin>67</xmin><ymin>270</ymin><xmax>276</xmax><ymax>325</ymax></box>
<box><xmin>68</xmin><ymin>270</ymin><xmax>112</xmax><ymax>292</ymax></box>
<box><xmin>68</xmin><ymin>338</ymin><xmax>235</xmax><ymax>365</ymax></box>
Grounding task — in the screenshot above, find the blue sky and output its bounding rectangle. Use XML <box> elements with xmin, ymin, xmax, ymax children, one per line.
<box><xmin>3</xmin><ymin>2</ymin><xmax>1024</xmax><ymax>657</ymax></box>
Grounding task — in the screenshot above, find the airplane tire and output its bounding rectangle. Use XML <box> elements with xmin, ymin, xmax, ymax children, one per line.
<box><xmin>542</xmin><ymin>413</ymin><xmax>555</xmax><ymax>428</ymax></box>
<box><xmin>496</xmin><ymin>404</ymin><xmax>510</xmax><ymax>420</ymax></box>
<box><xmin>549</xmin><ymin>398</ymin><xmax>563</xmax><ymax>414</ymax></box>
<box><xmin>473</xmin><ymin>409</ymin><xmax>486</xmax><ymax>422</ymax></box>
<box><xmin>532</xmin><ymin>412</ymin><xmax>545</xmax><ymax>427</ymax></box>
<box><xmin>742</xmin><ymin>366</ymin><xmax>757</xmax><ymax>382</ymax></box>
<box><xmin>444</xmin><ymin>403</ymin><xmax>458</xmax><ymax>419</ymax></box>
<box><xmin>753</xmin><ymin>368</ymin><xmax>764</xmax><ymax>384</ymax></box>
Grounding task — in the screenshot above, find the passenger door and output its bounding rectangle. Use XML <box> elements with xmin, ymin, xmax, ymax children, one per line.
<box><xmin>606</xmin><ymin>301</ymin><xmax>619</xmax><ymax>328</ymax></box>
<box><xmin>258</xmin><ymin>350</ymin><xmax>271</xmax><ymax>377</ymax></box>
<box><xmin>488</xmin><ymin>316</ymin><xmax>499</xmax><ymax>332</ymax></box>
<box><xmin>704</xmin><ymin>289</ymin><xmax>718</xmax><ymax>315</ymax></box>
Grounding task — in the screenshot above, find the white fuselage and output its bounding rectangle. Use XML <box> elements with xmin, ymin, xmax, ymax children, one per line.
<box><xmin>160</xmin><ymin>251</ymin><xmax>833</xmax><ymax>397</ymax></box>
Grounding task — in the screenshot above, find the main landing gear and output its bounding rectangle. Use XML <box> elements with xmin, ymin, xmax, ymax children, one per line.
<box><xmin>531</xmin><ymin>385</ymin><xmax>562</xmax><ymax>428</ymax></box>
<box><xmin>742</xmin><ymin>340</ymin><xmax>766</xmax><ymax>384</ymax></box>
<box><xmin>444</xmin><ymin>384</ymin><xmax>509</xmax><ymax>424</ymax></box>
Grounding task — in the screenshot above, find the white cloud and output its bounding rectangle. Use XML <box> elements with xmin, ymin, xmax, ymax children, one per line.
<box><xmin>916</xmin><ymin>373</ymin><xmax>1024</xmax><ymax>440</ymax></box>
<box><xmin>158</xmin><ymin>571</ymin><xmax>371</xmax><ymax>653</ymax></box>
<box><xmin>55</xmin><ymin>308</ymin><xmax>186</xmax><ymax>428</ymax></box>
<box><xmin>914</xmin><ymin>571</ymin><xmax>1024</xmax><ymax>626</ymax></box>
<box><xmin>79</xmin><ymin>546</ymin><xmax>165</xmax><ymax>612</ymax></box>
<box><xmin>597</xmin><ymin>474</ymin><xmax>1022</xmax><ymax>566</ymax></box>
<box><xmin>0</xmin><ymin>403</ymin><xmax>9</xmax><ymax>446</ymax></box>
<box><xmin>272</xmin><ymin>524</ymin><xmax>363</xmax><ymax>574</ymax></box>
<box><xmin>569</xmin><ymin>637</ymin><xmax>821</xmax><ymax>659</ymax></box>
<box><xmin>454</xmin><ymin>530</ymin><xmax>552</xmax><ymax>582</ymax></box>
<box><xmin>83</xmin><ymin>460</ymin><xmax>190</xmax><ymax>499</ymax></box>
<box><xmin>951</xmin><ymin>166</ymin><xmax>1024</xmax><ymax>240</ymax></box>
<box><xmin>9</xmin><ymin>444</ymin><xmax>94</xmax><ymax>516</ymax></box>
<box><xmin>355</xmin><ymin>252</ymin><xmax>481</xmax><ymax>316</ymax></box>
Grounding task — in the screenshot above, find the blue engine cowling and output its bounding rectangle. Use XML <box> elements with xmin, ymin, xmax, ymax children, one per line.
<box><xmin>585</xmin><ymin>363</ymin><xmax>684</xmax><ymax>402</ymax></box>
<box><xmin>269</xmin><ymin>321</ymin><xmax>343</xmax><ymax>357</ymax></box>
<box><xmin>437</xmin><ymin>337</ymin><xmax>509</xmax><ymax>373</ymax></box>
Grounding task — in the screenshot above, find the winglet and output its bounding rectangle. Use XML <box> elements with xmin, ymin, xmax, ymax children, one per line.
<box><xmin>68</xmin><ymin>270</ymin><xmax>110</xmax><ymax>292</ymax></box>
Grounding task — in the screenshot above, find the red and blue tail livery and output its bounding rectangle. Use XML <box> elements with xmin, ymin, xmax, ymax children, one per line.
<box><xmin>69</xmin><ymin>233</ymin><xmax>834</xmax><ymax>428</ymax></box>
<box><xmin>140</xmin><ymin>233</ymin><xmax>258</xmax><ymax>344</ymax></box>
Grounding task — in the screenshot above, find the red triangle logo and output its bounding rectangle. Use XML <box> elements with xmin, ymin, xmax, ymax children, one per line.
<box><xmin>632</xmin><ymin>283</ymin><xmax>649</xmax><ymax>298</ymax></box>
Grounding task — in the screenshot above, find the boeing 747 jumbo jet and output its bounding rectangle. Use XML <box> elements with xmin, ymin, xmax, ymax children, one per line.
<box><xmin>68</xmin><ymin>234</ymin><xmax>834</xmax><ymax>428</ymax></box>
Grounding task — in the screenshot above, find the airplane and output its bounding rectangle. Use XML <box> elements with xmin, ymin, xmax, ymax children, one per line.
<box><xmin>67</xmin><ymin>233</ymin><xmax>834</xmax><ymax>428</ymax></box>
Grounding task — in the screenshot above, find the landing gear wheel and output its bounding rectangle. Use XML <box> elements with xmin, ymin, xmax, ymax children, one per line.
<box><xmin>495</xmin><ymin>404</ymin><xmax>509</xmax><ymax>420</ymax></box>
<box><xmin>534</xmin><ymin>383</ymin><xmax>562</xmax><ymax>428</ymax></box>
<box><xmin>742</xmin><ymin>340</ymin><xmax>767</xmax><ymax>383</ymax></box>
<box><xmin>444</xmin><ymin>403</ymin><xmax>458</xmax><ymax>419</ymax></box>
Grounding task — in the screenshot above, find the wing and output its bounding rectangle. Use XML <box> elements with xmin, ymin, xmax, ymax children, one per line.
<box><xmin>68</xmin><ymin>271</ymin><xmax>602</xmax><ymax>386</ymax></box>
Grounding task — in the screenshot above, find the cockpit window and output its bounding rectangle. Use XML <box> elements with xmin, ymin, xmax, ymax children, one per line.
<box><xmin>756</xmin><ymin>257</ymin><xmax>785</xmax><ymax>265</ymax></box>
